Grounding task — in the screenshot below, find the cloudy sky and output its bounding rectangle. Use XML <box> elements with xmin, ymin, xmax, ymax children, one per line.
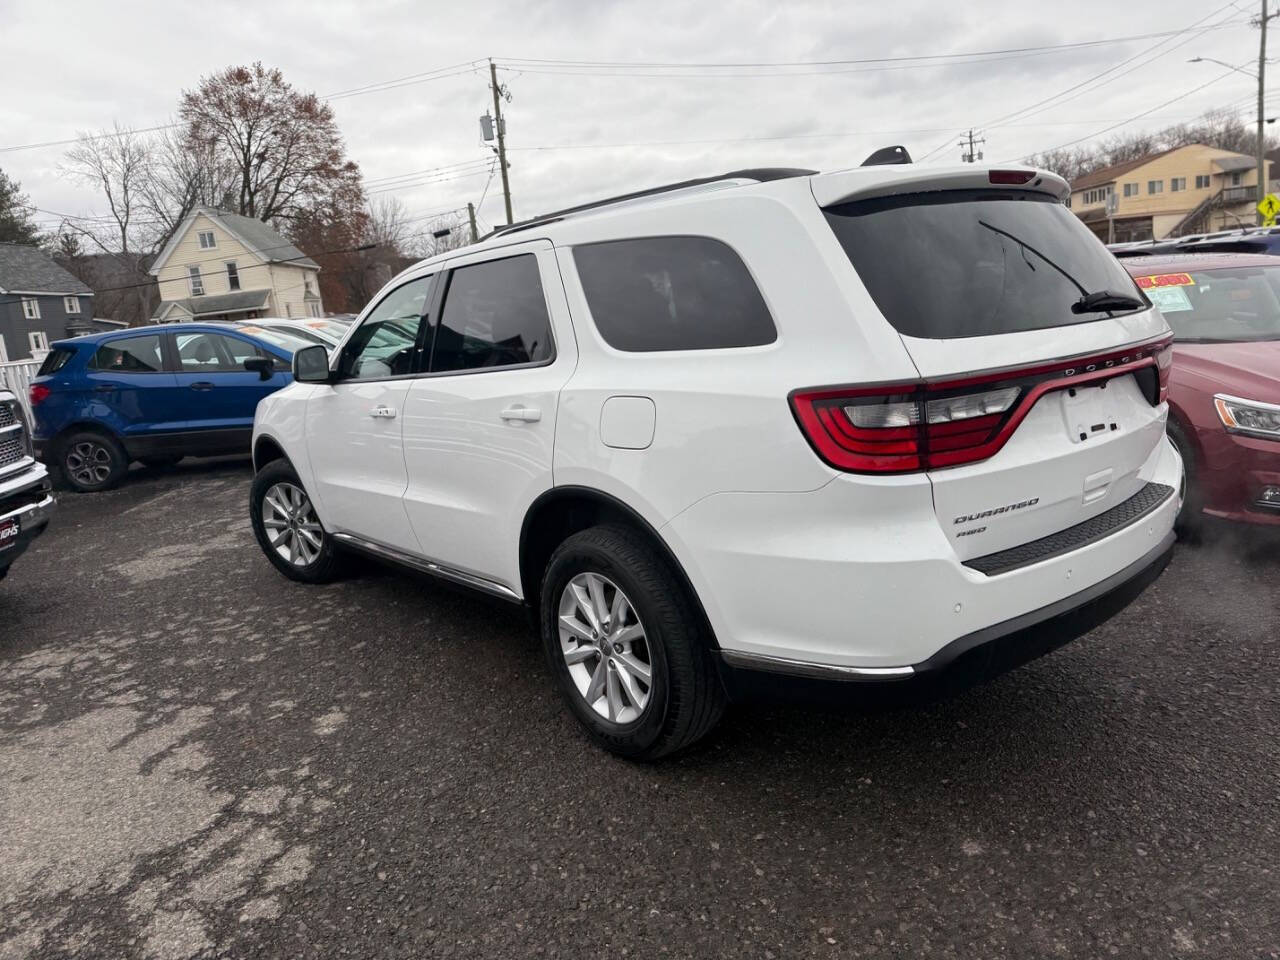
<box><xmin>0</xmin><ymin>0</ymin><xmax>1265</xmax><ymax>238</ymax></box>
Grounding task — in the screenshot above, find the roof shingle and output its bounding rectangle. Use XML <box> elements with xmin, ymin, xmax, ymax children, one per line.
<box><xmin>0</xmin><ymin>243</ymin><xmax>94</xmax><ymax>295</ymax></box>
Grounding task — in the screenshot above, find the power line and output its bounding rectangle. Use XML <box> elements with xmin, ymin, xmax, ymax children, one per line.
<box><xmin>1015</xmin><ymin>65</ymin><xmax>1246</xmax><ymax>160</ymax></box>
<box><xmin>918</xmin><ymin>4</ymin><xmax>1243</xmax><ymax>162</ymax></box>
<box><xmin>495</xmin><ymin>24</ymin><xmax>1249</xmax><ymax>71</ymax></box>
<box><xmin>0</xmin><ymin>240</ymin><xmax>378</xmax><ymax>307</ymax></box>
<box><xmin>0</xmin><ymin>61</ymin><xmax>485</xmax><ymax>155</ymax></box>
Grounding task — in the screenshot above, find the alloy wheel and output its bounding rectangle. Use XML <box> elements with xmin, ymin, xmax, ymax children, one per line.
<box><xmin>557</xmin><ymin>572</ymin><xmax>653</xmax><ymax>724</ymax></box>
<box><xmin>65</xmin><ymin>440</ymin><xmax>114</xmax><ymax>487</ymax></box>
<box><xmin>261</xmin><ymin>482</ymin><xmax>324</xmax><ymax>567</ymax></box>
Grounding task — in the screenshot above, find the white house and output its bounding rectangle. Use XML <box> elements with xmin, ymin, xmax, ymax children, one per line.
<box><xmin>149</xmin><ymin>207</ymin><xmax>324</xmax><ymax>323</ymax></box>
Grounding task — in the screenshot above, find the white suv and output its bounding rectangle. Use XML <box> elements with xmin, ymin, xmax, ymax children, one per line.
<box><xmin>250</xmin><ymin>159</ymin><xmax>1182</xmax><ymax>759</ymax></box>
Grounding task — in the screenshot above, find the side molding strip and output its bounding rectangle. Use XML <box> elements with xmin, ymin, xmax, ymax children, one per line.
<box><xmin>331</xmin><ymin>533</ymin><xmax>522</xmax><ymax>603</ymax></box>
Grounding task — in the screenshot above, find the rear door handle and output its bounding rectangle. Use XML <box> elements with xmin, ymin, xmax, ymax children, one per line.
<box><xmin>500</xmin><ymin>404</ymin><xmax>542</xmax><ymax>423</ymax></box>
<box><xmin>93</xmin><ymin>384</ymin><xmax>116</xmax><ymax>393</ymax></box>
<box><xmin>190</xmin><ymin>381</ymin><xmax>214</xmax><ymax>391</ymax></box>
<box><xmin>370</xmin><ymin>405</ymin><xmax>397</xmax><ymax>419</ymax></box>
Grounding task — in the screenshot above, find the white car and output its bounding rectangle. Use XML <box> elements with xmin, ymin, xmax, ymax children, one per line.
<box><xmin>249</xmin><ymin>158</ymin><xmax>1182</xmax><ymax>758</ymax></box>
<box><xmin>235</xmin><ymin>318</ymin><xmax>347</xmax><ymax>349</ymax></box>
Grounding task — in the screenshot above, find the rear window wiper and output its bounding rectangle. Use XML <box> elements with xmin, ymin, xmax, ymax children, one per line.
<box><xmin>1071</xmin><ymin>290</ymin><xmax>1146</xmax><ymax>314</ymax></box>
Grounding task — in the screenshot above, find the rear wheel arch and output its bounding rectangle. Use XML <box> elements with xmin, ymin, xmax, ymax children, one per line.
<box><xmin>519</xmin><ymin>487</ymin><xmax>721</xmax><ymax>651</ymax></box>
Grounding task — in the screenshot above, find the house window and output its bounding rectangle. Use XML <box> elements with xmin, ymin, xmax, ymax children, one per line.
<box><xmin>1196</xmin><ymin>174</ymin><xmax>1211</xmax><ymax>189</ymax></box>
<box><xmin>188</xmin><ymin>265</ymin><xmax>205</xmax><ymax>297</ymax></box>
<box><xmin>1171</xmin><ymin>177</ymin><xmax>1186</xmax><ymax>192</ymax></box>
<box><xmin>309</xmin><ymin>302</ymin><xmax>321</xmax><ymax>318</ymax></box>
<box><xmin>1232</xmin><ymin>172</ymin><xmax>1242</xmax><ymax>186</ymax></box>
<box><xmin>21</xmin><ymin>298</ymin><xmax>40</xmax><ymax>320</ymax></box>
<box><xmin>28</xmin><ymin>331</ymin><xmax>49</xmax><ymax>354</ymax></box>
<box><xmin>198</xmin><ymin>230</ymin><xmax>216</xmax><ymax>249</ymax></box>
<box><xmin>226</xmin><ymin>262</ymin><xmax>240</xmax><ymax>291</ymax></box>
<box><xmin>63</xmin><ymin>296</ymin><xmax>81</xmax><ymax>314</ymax></box>
<box><xmin>1148</xmin><ymin>180</ymin><xmax>1163</xmax><ymax>194</ymax></box>
<box><xmin>1122</xmin><ymin>182</ymin><xmax>1135</xmax><ymax>197</ymax></box>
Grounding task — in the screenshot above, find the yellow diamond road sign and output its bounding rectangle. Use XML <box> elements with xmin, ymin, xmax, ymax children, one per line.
<box><xmin>1258</xmin><ymin>193</ymin><xmax>1280</xmax><ymax>224</ymax></box>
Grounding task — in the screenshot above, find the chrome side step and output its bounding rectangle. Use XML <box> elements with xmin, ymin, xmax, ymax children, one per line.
<box><xmin>330</xmin><ymin>533</ymin><xmax>522</xmax><ymax>603</ymax></box>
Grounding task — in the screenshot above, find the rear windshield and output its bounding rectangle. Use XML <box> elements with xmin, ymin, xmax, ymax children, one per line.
<box><xmin>37</xmin><ymin>347</ymin><xmax>75</xmax><ymax>376</ymax></box>
<box><xmin>824</xmin><ymin>190</ymin><xmax>1147</xmax><ymax>339</ymax></box>
<box><xmin>1130</xmin><ymin>266</ymin><xmax>1280</xmax><ymax>342</ymax></box>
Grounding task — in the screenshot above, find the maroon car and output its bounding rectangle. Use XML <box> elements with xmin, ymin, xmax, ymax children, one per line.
<box><xmin>1122</xmin><ymin>253</ymin><xmax>1280</xmax><ymax>533</ymax></box>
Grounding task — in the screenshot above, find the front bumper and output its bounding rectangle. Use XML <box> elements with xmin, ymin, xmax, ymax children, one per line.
<box><xmin>1198</xmin><ymin>431</ymin><xmax>1280</xmax><ymax>527</ymax></box>
<box><xmin>719</xmin><ymin>530</ymin><xmax>1174</xmax><ymax>701</ymax></box>
<box><xmin>0</xmin><ymin>463</ymin><xmax>55</xmax><ymax>572</ymax></box>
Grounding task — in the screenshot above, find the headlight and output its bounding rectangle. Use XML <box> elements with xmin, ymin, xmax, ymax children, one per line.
<box><xmin>1214</xmin><ymin>393</ymin><xmax>1280</xmax><ymax>440</ymax></box>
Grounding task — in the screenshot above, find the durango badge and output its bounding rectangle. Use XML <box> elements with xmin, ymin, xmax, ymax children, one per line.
<box><xmin>954</xmin><ymin>498</ymin><xmax>1040</xmax><ymax>525</ymax></box>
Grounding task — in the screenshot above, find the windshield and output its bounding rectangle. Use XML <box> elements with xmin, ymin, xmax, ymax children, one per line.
<box><xmin>1132</xmin><ymin>266</ymin><xmax>1280</xmax><ymax>342</ymax></box>
<box><xmin>824</xmin><ymin>189</ymin><xmax>1148</xmax><ymax>339</ymax></box>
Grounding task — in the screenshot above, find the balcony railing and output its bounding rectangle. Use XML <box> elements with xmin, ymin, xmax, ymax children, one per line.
<box><xmin>1223</xmin><ymin>184</ymin><xmax>1258</xmax><ymax>204</ymax></box>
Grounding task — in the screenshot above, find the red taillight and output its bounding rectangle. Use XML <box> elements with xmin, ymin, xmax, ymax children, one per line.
<box><xmin>29</xmin><ymin>384</ymin><xmax>50</xmax><ymax>406</ymax></box>
<box><xmin>790</xmin><ymin>337</ymin><xmax>1172</xmax><ymax>474</ymax></box>
<box><xmin>1154</xmin><ymin>341</ymin><xmax>1173</xmax><ymax>404</ymax></box>
<box><xmin>988</xmin><ymin>169</ymin><xmax>1036</xmax><ymax>185</ymax></box>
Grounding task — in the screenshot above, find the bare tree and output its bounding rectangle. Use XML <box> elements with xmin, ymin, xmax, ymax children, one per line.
<box><xmin>365</xmin><ymin>195</ymin><xmax>412</xmax><ymax>253</ymax></box>
<box><xmin>63</xmin><ymin>123</ymin><xmax>156</xmax><ymax>322</ymax></box>
<box><xmin>137</xmin><ymin>125</ymin><xmax>235</xmax><ymax>252</ymax></box>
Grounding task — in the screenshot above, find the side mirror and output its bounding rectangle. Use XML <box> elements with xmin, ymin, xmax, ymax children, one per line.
<box><xmin>243</xmin><ymin>356</ymin><xmax>274</xmax><ymax>381</ymax></box>
<box><xmin>292</xmin><ymin>344</ymin><xmax>332</xmax><ymax>383</ymax></box>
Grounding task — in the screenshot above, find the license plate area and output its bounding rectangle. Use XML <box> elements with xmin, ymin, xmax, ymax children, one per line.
<box><xmin>0</xmin><ymin>517</ymin><xmax>19</xmax><ymax>551</ymax></box>
<box><xmin>1060</xmin><ymin>382</ymin><xmax>1121</xmax><ymax>444</ymax></box>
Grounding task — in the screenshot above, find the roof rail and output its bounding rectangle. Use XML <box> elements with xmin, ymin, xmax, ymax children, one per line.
<box><xmin>486</xmin><ymin>167</ymin><xmax>818</xmax><ymax>239</ymax></box>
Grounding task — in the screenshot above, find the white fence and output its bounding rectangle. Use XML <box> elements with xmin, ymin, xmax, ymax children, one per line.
<box><xmin>0</xmin><ymin>360</ymin><xmax>40</xmax><ymax>419</ymax></box>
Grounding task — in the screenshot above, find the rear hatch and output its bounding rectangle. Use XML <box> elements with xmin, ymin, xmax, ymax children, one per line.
<box><xmin>807</xmin><ymin>169</ymin><xmax>1172</xmax><ymax>564</ymax></box>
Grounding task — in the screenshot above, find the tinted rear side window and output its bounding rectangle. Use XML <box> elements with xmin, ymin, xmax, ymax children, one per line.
<box><xmin>88</xmin><ymin>335</ymin><xmax>164</xmax><ymax>373</ymax></box>
<box><xmin>431</xmin><ymin>255</ymin><xmax>553</xmax><ymax>373</ymax></box>
<box><xmin>37</xmin><ymin>347</ymin><xmax>75</xmax><ymax>376</ymax></box>
<box><xmin>573</xmin><ymin>236</ymin><xmax>776</xmax><ymax>351</ymax></box>
<box><xmin>824</xmin><ymin>190</ymin><xmax>1146</xmax><ymax>339</ymax></box>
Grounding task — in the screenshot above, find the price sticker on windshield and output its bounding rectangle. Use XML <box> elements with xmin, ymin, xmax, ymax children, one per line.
<box><xmin>1134</xmin><ymin>273</ymin><xmax>1194</xmax><ymax>289</ymax></box>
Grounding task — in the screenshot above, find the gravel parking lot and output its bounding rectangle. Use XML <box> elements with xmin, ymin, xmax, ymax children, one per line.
<box><xmin>2</xmin><ymin>461</ymin><xmax>1278</xmax><ymax>959</ymax></box>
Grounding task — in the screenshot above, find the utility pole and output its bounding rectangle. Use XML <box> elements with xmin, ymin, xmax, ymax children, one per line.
<box><xmin>1257</xmin><ymin>0</ymin><xmax>1277</xmax><ymax>223</ymax></box>
<box><xmin>467</xmin><ymin>202</ymin><xmax>479</xmax><ymax>243</ymax></box>
<box><xmin>489</xmin><ymin>59</ymin><xmax>513</xmax><ymax>225</ymax></box>
<box><xmin>958</xmin><ymin>129</ymin><xmax>986</xmax><ymax>163</ymax></box>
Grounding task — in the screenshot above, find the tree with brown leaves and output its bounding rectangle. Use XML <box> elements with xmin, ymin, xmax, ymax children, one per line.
<box><xmin>179</xmin><ymin>62</ymin><xmax>363</xmax><ymax>225</ymax></box>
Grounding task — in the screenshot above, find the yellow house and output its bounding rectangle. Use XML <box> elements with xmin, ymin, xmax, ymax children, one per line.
<box><xmin>149</xmin><ymin>208</ymin><xmax>324</xmax><ymax>323</ymax></box>
<box><xmin>1067</xmin><ymin>143</ymin><xmax>1261</xmax><ymax>243</ymax></box>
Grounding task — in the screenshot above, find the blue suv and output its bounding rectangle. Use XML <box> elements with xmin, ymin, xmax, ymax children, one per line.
<box><xmin>30</xmin><ymin>323</ymin><xmax>307</xmax><ymax>492</ymax></box>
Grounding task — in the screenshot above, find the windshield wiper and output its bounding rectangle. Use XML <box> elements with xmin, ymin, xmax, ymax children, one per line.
<box><xmin>1071</xmin><ymin>290</ymin><xmax>1145</xmax><ymax>314</ymax></box>
<box><xmin>978</xmin><ymin>220</ymin><xmax>1146</xmax><ymax>317</ymax></box>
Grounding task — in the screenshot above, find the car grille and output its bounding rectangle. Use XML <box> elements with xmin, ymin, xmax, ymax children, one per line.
<box><xmin>0</xmin><ymin>433</ymin><xmax>23</xmax><ymax>469</ymax></box>
<box><xmin>0</xmin><ymin>404</ymin><xmax>15</xmax><ymax>429</ymax></box>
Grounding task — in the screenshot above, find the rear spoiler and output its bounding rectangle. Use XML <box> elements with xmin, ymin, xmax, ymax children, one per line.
<box><xmin>811</xmin><ymin>166</ymin><xmax>1070</xmax><ymax>208</ymax></box>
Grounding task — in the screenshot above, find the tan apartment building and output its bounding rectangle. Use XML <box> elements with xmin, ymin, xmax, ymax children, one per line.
<box><xmin>149</xmin><ymin>208</ymin><xmax>323</xmax><ymax>323</ymax></box>
<box><xmin>1067</xmin><ymin>143</ymin><xmax>1262</xmax><ymax>243</ymax></box>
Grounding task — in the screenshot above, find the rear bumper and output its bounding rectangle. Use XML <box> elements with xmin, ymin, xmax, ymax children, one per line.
<box><xmin>718</xmin><ymin>529</ymin><xmax>1174</xmax><ymax>698</ymax></box>
<box><xmin>663</xmin><ymin>433</ymin><xmax>1183</xmax><ymax>672</ymax></box>
<box><xmin>0</xmin><ymin>464</ymin><xmax>55</xmax><ymax>572</ymax></box>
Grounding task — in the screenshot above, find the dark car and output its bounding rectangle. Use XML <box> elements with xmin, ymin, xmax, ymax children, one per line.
<box><xmin>1122</xmin><ymin>253</ymin><xmax>1280</xmax><ymax>532</ymax></box>
<box><xmin>28</xmin><ymin>323</ymin><xmax>311</xmax><ymax>493</ymax></box>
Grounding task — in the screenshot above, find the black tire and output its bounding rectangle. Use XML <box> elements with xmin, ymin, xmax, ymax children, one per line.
<box><xmin>249</xmin><ymin>460</ymin><xmax>345</xmax><ymax>583</ymax></box>
<box><xmin>140</xmin><ymin>455</ymin><xmax>183</xmax><ymax>470</ymax></box>
<box><xmin>539</xmin><ymin>524</ymin><xmax>726</xmax><ymax>760</ymax></box>
<box><xmin>59</xmin><ymin>430</ymin><xmax>128</xmax><ymax>493</ymax></box>
<box><xmin>1167</xmin><ymin>419</ymin><xmax>1202</xmax><ymax>542</ymax></box>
